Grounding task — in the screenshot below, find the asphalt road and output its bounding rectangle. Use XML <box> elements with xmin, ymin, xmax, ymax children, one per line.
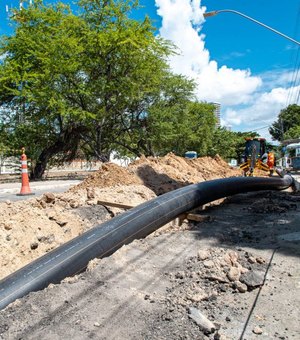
<box><xmin>0</xmin><ymin>179</ymin><xmax>82</xmax><ymax>202</ymax></box>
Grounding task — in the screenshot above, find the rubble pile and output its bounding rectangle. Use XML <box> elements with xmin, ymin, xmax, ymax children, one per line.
<box><xmin>145</xmin><ymin>248</ymin><xmax>268</xmax><ymax>339</ymax></box>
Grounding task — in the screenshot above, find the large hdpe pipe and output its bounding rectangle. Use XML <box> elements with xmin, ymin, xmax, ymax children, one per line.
<box><xmin>0</xmin><ymin>175</ymin><xmax>294</xmax><ymax>310</ymax></box>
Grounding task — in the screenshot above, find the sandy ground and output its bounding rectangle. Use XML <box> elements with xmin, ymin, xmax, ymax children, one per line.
<box><xmin>0</xmin><ymin>154</ymin><xmax>299</xmax><ymax>339</ymax></box>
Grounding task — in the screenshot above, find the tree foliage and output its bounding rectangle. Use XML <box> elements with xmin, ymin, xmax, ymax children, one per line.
<box><xmin>0</xmin><ymin>0</ymin><xmax>186</xmax><ymax>177</ymax></box>
<box><xmin>111</xmin><ymin>73</ymin><xmax>217</xmax><ymax>157</ymax></box>
<box><xmin>0</xmin><ymin>0</ymin><xmax>255</xmax><ymax>178</ymax></box>
<box><xmin>284</xmin><ymin>125</ymin><xmax>300</xmax><ymax>140</ymax></box>
<box><xmin>269</xmin><ymin>104</ymin><xmax>300</xmax><ymax>141</ymax></box>
<box><xmin>208</xmin><ymin>129</ymin><xmax>258</xmax><ymax>161</ymax></box>
<box><xmin>0</xmin><ymin>1</ymin><xmax>89</xmax><ymax>177</ymax></box>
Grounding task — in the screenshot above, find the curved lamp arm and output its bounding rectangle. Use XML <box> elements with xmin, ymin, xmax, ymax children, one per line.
<box><xmin>204</xmin><ymin>9</ymin><xmax>300</xmax><ymax>46</ymax></box>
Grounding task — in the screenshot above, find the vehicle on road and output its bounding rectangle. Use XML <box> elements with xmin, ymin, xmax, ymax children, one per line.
<box><xmin>239</xmin><ymin>137</ymin><xmax>271</xmax><ymax>176</ymax></box>
<box><xmin>277</xmin><ymin>142</ymin><xmax>300</xmax><ymax>171</ymax></box>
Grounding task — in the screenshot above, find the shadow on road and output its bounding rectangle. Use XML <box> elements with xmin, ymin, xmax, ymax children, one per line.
<box><xmin>190</xmin><ymin>190</ymin><xmax>300</xmax><ymax>259</ymax></box>
<box><xmin>136</xmin><ymin>166</ymin><xmax>300</xmax><ymax>258</ymax></box>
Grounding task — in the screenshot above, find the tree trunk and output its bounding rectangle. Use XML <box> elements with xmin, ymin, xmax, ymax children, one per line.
<box><xmin>30</xmin><ymin>141</ymin><xmax>64</xmax><ymax>180</ymax></box>
<box><xmin>31</xmin><ymin>124</ymin><xmax>88</xmax><ymax>179</ymax></box>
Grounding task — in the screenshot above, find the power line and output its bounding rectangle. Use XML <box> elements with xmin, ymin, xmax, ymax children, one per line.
<box><xmin>251</xmin><ymin>125</ymin><xmax>269</xmax><ymax>132</ymax></box>
<box><xmin>286</xmin><ymin>4</ymin><xmax>300</xmax><ymax>106</ymax></box>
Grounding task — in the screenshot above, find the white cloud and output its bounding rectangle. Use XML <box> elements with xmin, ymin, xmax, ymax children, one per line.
<box><xmin>223</xmin><ymin>86</ymin><xmax>300</xmax><ymax>139</ymax></box>
<box><xmin>194</xmin><ymin>64</ymin><xmax>261</xmax><ymax>105</ymax></box>
<box><xmin>260</xmin><ymin>69</ymin><xmax>299</xmax><ymax>90</ymax></box>
<box><xmin>220</xmin><ymin>50</ymin><xmax>250</xmax><ymax>61</ymax></box>
<box><xmin>155</xmin><ymin>0</ymin><xmax>262</xmax><ymax>106</ymax></box>
<box><xmin>154</xmin><ymin>0</ymin><xmax>298</xmax><ymax>139</ymax></box>
<box><xmin>223</xmin><ymin>108</ymin><xmax>242</xmax><ymax>126</ymax></box>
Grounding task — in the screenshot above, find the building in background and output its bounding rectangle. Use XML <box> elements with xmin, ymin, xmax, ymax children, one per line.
<box><xmin>212</xmin><ymin>102</ymin><xmax>221</xmax><ymax>127</ymax></box>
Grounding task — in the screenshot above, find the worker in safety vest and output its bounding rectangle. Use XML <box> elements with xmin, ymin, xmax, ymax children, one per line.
<box><xmin>267</xmin><ymin>151</ymin><xmax>275</xmax><ymax>176</ymax></box>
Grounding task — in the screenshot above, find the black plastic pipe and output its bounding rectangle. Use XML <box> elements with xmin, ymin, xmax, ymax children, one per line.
<box><xmin>0</xmin><ymin>175</ymin><xmax>293</xmax><ymax>310</ymax></box>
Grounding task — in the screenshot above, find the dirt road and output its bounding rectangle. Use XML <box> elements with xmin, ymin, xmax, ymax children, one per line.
<box><xmin>0</xmin><ymin>189</ymin><xmax>299</xmax><ymax>339</ymax></box>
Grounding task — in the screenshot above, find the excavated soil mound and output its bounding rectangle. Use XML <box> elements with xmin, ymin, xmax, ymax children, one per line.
<box><xmin>72</xmin><ymin>153</ymin><xmax>240</xmax><ymax>195</ymax></box>
<box><xmin>0</xmin><ymin>184</ymin><xmax>156</xmax><ymax>280</ymax></box>
<box><xmin>129</xmin><ymin>153</ymin><xmax>240</xmax><ymax>194</ymax></box>
<box><xmin>70</xmin><ymin>162</ymin><xmax>142</xmax><ymax>191</ymax></box>
<box><xmin>0</xmin><ymin>154</ymin><xmax>240</xmax><ymax>280</ymax></box>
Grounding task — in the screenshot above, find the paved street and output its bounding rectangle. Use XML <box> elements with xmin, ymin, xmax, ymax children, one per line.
<box><xmin>0</xmin><ymin>179</ymin><xmax>81</xmax><ymax>202</ymax></box>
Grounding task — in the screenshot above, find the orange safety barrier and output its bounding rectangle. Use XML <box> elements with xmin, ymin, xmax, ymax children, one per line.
<box><xmin>17</xmin><ymin>147</ymin><xmax>35</xmax><ymax>196</ymax></box>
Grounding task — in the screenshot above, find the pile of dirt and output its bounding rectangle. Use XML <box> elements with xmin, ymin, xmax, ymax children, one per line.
<box><xmin>0</xmin><ymin>194</ymin><xmax>106</xmax><ymax>280</ymax></box>
<box><xmin>0</xmin><ymin>154</ymin><xmax>239</xmax><ymax>280</ymax></box>
<box><xmin>129</xmin><ymin>153</ymin><xmax>240</xmax><ymax>194</ymax></box>
<box><xmin>0</xmin><ymin>184</ymin><xmax>156</xmax><ymax>280</ymax></box>
<box><xmin>71</xmin><ymin>162</ymin><xmax>142</xmax><ymax>191</ymax></box>
<box><xmin>72</xmin><ymin>153</ymin><xmax>240</xmax><ymax>196</ymax></box>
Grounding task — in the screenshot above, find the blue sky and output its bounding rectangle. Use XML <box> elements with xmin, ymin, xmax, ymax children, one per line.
<box><xmin>1</xmin><ymin>0</ymin><xmax>300</xmax><ymax>140</ymax></box>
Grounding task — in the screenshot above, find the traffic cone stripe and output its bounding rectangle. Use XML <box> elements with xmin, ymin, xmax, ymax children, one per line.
<box><xmin>17</xmin><ymin>149</ymin><xmax>35</xmax><ymax>196</ymax></box>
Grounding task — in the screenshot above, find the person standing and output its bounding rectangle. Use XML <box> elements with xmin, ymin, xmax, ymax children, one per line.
<box><xmin>267</xmin><ymin>151</ymin><xmax>275</xmax><ymax>176</ymax></box>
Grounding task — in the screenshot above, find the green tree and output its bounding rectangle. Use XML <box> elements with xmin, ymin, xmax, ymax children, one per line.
<box><xmin>283</xmin><ymin>125</ymin><xmax>300</xmax><ymax>140</ymax></box>
<box><xmin>0</xmin><ymin>1</ymin><xmax>89</xmax><ymax>177</ymax></box>
<box><xmin>208</xmin><ymin>130</ymin><xmax>259</xmax><ymax>162</ymax></box>
<box><xmin>77</xmin><ymin>0</ymin><xmax>178</xmax><ymax>159</ymax></box>
<box><xmin>111</xmin><ymin>74</ymin><xmax>214</xmax><ymax>157</ymax></box>
<box><xmin>269</xmin><ymin>104</ymin><xmax>300</xmax><ymax>141</ymax></box>
<box><xmin>209</xmin><ymin>128</ymin><xmax>237</xmax><ymax>159</ymax></box>
<box><xmin>0</xmin><ymin>0</ymin><xmax>180</xmax><ymax>178</ymax></box>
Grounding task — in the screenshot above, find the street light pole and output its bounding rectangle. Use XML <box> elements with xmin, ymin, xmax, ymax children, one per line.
<box><xmin>204</xmin><ymin>9</ymin><xmax>300</xmax><ymax>46</ymax></box>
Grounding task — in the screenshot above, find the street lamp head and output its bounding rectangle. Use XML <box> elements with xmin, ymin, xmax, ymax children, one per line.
<box><xmin>203</xmin><ymin>11</ymin><xmax>218</xmax><ymax>18</ymax></box>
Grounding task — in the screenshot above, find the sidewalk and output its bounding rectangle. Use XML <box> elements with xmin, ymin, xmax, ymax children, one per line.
<box><xmin>0</xmin><ymin>179</ymin><xmax>81</xmax><ymax>194</ymax></box>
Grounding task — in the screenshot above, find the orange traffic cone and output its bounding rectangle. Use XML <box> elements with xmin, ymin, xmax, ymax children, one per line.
<box><xmin>17</xmin><ymin>147</ymin><xmax>35</xmax><ymax>196</ymax></box>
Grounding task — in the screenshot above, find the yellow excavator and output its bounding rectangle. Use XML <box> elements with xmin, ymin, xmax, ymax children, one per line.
<box><xmin>239</xmin><ymin>137</ymin><xmax>270</xmax><ymax>176</ymax></box>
